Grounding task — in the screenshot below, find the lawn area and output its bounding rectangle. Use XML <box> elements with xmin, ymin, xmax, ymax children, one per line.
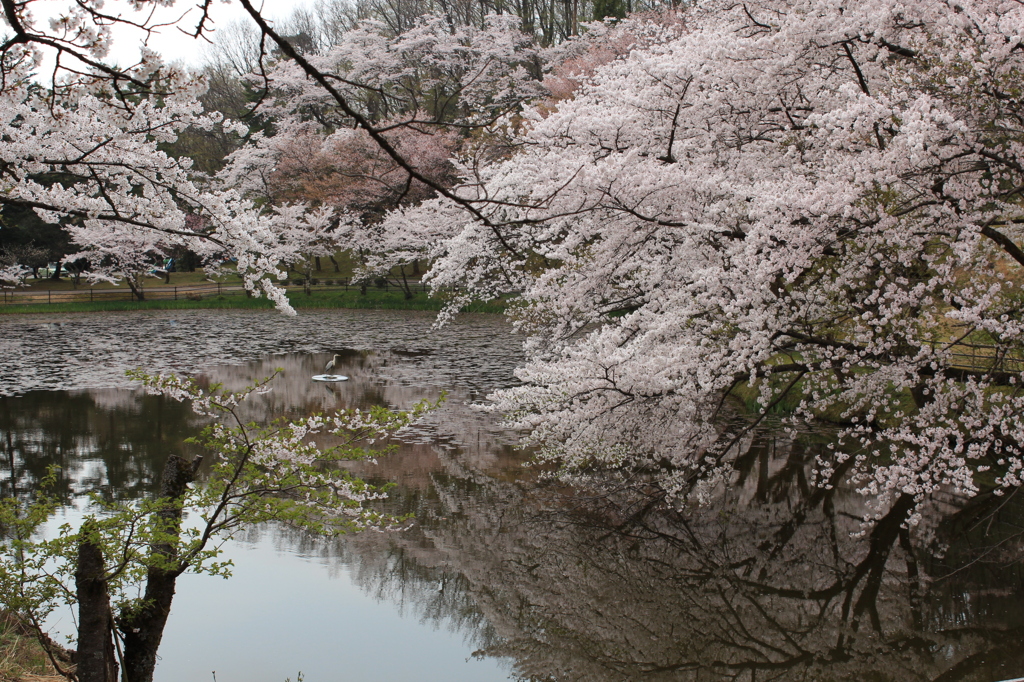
<box><xmin>23</xmin><ymin>258</ymin><xmax>268</xmax><ymax>290</ymax></box>
<box><xmin>17</xmin><ymin>252</ymin><xmax>369</xmax><ymax>291</ymax></box>
<box><xmin>17</xmin><ymin>268</ymin><xmax>225</xmax><ymax>291</ymax></box>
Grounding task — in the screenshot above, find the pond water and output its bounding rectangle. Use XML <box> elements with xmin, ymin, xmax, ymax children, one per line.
<box><xmin>2</xmin><ymin>309</ymin><xmax>1024</xmax><ymax>682</ymax></box>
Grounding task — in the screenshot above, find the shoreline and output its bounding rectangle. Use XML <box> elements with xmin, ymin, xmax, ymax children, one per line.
<box><xmin>0</xmin><ymin>289</ymin><xmax>506</xmax><ymax>316</ymax></box>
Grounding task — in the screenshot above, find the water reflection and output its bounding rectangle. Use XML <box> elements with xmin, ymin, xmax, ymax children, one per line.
<box><xmin>1</xmin><ymin>310</ymin><xmax>1023</xmax><ymax>681</ymax></box>
<box><xmin>0</xmin><ymin>390</ymin><xmax>201</xmax><ymax>501</ymax></box>
<box><xmin>344</xmin><ymin>430</ymin><xmax>1024</xmax><ymax>682</ymax></box>
<box><xmin>0</xmin><ymin>309</ymin><xmax>519</xmax><ymax>399</ymax></box>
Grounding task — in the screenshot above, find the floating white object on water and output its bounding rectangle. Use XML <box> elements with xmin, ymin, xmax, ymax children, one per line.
<box><xmin>312</xmin><ymin>374</ymin><xmax>349</xmax><ymax>382</ymax></box>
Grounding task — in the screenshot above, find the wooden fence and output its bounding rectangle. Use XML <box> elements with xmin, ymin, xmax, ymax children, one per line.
<box><xmin>0</xmin><ymin>279</ymin><xmax>430</xmax><ymax>306</ymax></box>
<box><xmin>945</xmin><ymin>343</ymin><xmax>1024</xmax><ymax>375</ymax></box>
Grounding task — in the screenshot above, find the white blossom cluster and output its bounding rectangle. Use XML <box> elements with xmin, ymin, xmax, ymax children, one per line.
<box><xmin>393</xmin><ymin>0</ymin><xmax>1024</xmax><ymax>516</ymax></box>
<box><xmin>0</xmin><ymin>31</ymin><xmax>335</xmax><ymax>313</ymax></box>
<box><xmin>250</xmin><ymin>14</ymin><xmax>544</xmax><ymax>130</ymax></box>
<box><xmin>132</xmin><ymin>370</ymin><xmax>433</xmax><ymax>531</ymax></box>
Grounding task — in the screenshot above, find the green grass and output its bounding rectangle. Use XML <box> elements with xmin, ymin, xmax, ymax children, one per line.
<box><xmin>20</xmin><ymin>270</ymin><xmax>226</xmax><ymax>291</ymax></box>
<box><xmin>0</xmin><ymin>288</ymin><xmax>507</xmax><ymax>315</ymax></box>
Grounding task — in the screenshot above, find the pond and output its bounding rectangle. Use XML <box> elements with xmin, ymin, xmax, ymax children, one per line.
<box><xmin>2</xmin><ymin>309</ymin><xmax>1023</xmax><ymax>682</ymax></box>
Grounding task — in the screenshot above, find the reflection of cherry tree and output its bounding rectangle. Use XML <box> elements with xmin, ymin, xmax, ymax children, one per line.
<box><xmin>197</xmin><ymin>346</ymin><xmax>524</xmax><ymax>478</ymax></box>
<box><xmin>330</xmin><ymin>427</ymin><xmax>1024</xmax><ymax>682</ymax></box>
<box><xmin>22</xmin><ymin>317</ymin><xmax>1010</xmax><ymax>682</ymax></box>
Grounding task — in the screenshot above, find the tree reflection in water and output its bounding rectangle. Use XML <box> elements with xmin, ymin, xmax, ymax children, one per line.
<box><xmin>0</xmin><ymin>390</ymin><xmax>201</xmax><ymax>502</ymax></box>
<box><xmin>2</xmin><ymin>339</ymin><xmax>1022</xmax><ymax>681</ymax></box>
<box><xmin>341</xmin><ymin>427</ymin><xmax>1024</xmax><ymax>682</ymax></box>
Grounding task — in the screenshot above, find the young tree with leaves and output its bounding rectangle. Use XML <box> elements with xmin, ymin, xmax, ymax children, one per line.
<box><xmin>0</xmin><ymin>373</ymin><xmax>434</xmax><ymax>682</ymax></box>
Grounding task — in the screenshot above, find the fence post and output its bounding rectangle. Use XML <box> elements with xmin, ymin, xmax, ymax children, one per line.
<box><xmin>90</xmin><ymin>289</ymin><xmax>93</xmax><ymax>302</ymax></box>
<box><xmin>48</xmin><ymin>290</ymin><xmax>51</xmax><ymax>304</ymax></box>
<box><xmin>174</xmin><ymin>287</ymin><xmax>177</xmax><ymax>301</ymax></box>
<box><xmin>218</xmin><ymin>282</ymin><xmax>221</xmax><ymax>296</ymax></box>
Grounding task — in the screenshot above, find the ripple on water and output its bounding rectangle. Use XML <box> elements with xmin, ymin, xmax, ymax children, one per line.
<box><xmin>0</xmin><ymin>308</ymin><xmax>523</xmax><ymax>397</ymax></box>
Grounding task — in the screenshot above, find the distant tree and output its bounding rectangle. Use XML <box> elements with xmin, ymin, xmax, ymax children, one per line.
<box><xmin>236</xmin><ymin>120</ymin><xmax>457</xmax><ymax>213</ymax></box>
<box><xmin>0</xmin><ymin>203</ymin><xmax>78</xmax><ymax>279</ymax></box>
<box><xmin>591</xmin><ymin>0</ymin><xmax>626</xmax><ymax>21</ymax></box>
<box><xmin>248</xmin><ymin>14</ymin><xmax>543</xmax><ymax>129</ymax></box>
<box><xmin>0</xmin><ymin>242</ymin><xmax>48</xmax><ymax>282</ymax></box>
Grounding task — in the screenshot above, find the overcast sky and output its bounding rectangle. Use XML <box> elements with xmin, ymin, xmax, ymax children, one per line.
<box><xmin>25</xmin><ymin>0</ymin><xmax>302</xmax><ymax>73</ymax></box>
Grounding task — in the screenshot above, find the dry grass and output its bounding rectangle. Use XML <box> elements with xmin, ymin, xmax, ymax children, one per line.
<box><xmin>0</xmin><ymin>613</ymin><xmax>71</xmax><ymax>682</ymax></box>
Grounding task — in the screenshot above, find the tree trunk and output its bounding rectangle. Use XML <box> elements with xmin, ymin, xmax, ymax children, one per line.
<box><xmin>117</xmin><ymin>569</ymin><xmax>175</xmax><ymax>682</ymax></box>
<box><xmin>117</xmin><ymin>455</ymin><xmax>201</xmax><ymax>682</ymax></box>
<box><xmin>399</xmin><ymin>265</ymin><xmax>414</xmax><ymax>300</ymax></box>
<box><xmin>50</xmin><ymin>258</ymin><xmax>62</xmax><ymax>280</ymax></box>
<box><xmin>125</xmin><ymin>274</ymin><xmax>145</xmax><ymax>302</ymax></box>
<box><xmin>329</xmin><ymin>255</ymin><xmax>340</xmax><ymax>273</ymax></box>
<box><xmin>76</xmin><ymin>522</ymin><xmax>118</xmax><ymax>682</ymax></box>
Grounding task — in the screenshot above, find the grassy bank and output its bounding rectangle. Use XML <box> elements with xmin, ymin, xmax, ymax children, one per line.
<box><xmin>0</xmin><ymin>288</ymin><xmax>506</xmax><ymax>315</ymax></box>
<box><xmin>0</xmin><ymin>612</ymin><xmax>67</xmax><ymax>682</ymax></box>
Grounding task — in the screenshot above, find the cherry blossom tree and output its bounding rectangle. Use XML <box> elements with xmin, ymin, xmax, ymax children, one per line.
<box><xmin>224</xmin><ymin>119</ymin><xmax>458</xmax><ymax>292</ymax></box>
<box><xmin>215</xmin><ymin>12</ymin><xmax>542</xmax><ymax>290</ymax></box>
<box><xmin>0</xmin><ymin>0</ymin><xmax>351</xmax><ymax>313</ymax></box>
<box><xmin>226</xmin><ymin>119</ymin><xmax>458</xmax><ymax>215</ymax></box>
<box><xmin>0</xmin><ymin>262</ymin><xmax>29</xmax><ymax>285</ymax></box>
<box><xmin>391</xmin><ymin>0</ymin><xmax>1024</xmax><ymax>522</ymax></box>
<box><xmin>240</xmin><ymin>12</ymin><xmax>542</xmax><ymax>129</ymax></box>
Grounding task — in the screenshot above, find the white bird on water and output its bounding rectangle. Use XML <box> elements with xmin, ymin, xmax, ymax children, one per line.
<box><xmin>325</xmin><ymin>354</ymin><xmax>341</xmax><ymax>373</ymax></box>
